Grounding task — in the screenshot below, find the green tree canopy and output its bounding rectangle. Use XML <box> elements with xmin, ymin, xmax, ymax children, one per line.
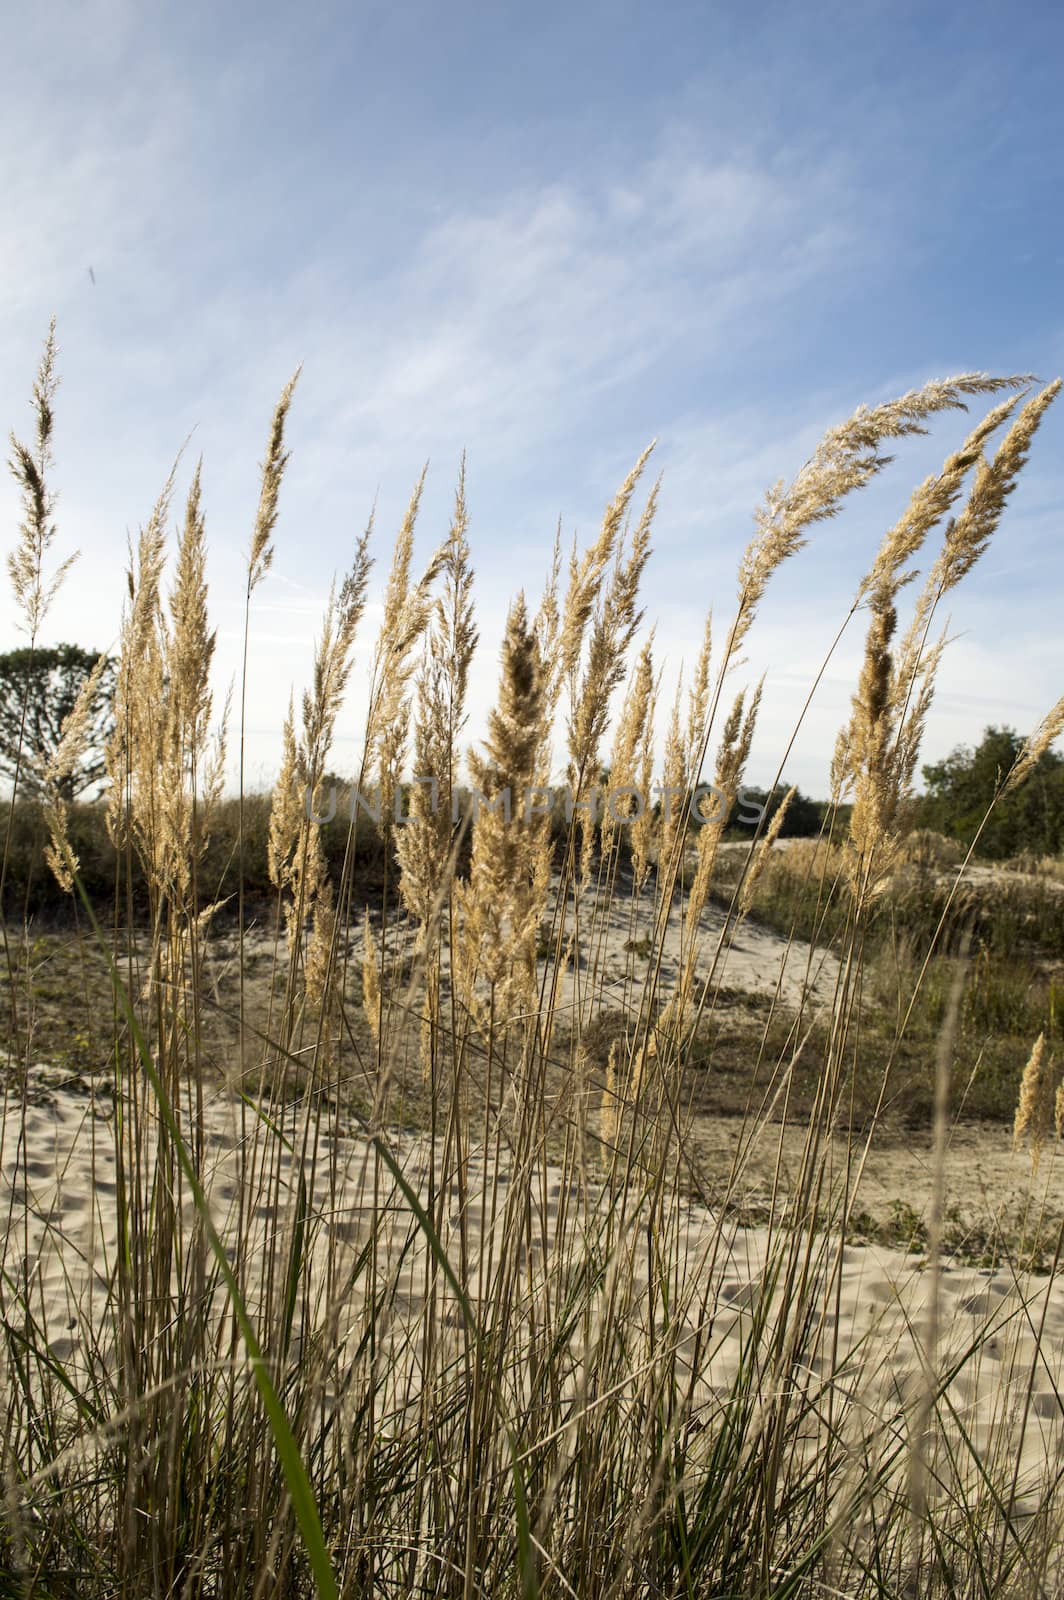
<box><xmin>0</xmin><ymin>644</ymin><xmax>116</xmax><ymax>800</ymax></box>
<box><xmin>917</xmin><ymin>724</ymin><xmax>1064</xmax><ymax>859</ymax></box>
<box><xmin>724</xmin><ymin>783</ymin><xmax>824</xmax><ymax>838</ymax></box>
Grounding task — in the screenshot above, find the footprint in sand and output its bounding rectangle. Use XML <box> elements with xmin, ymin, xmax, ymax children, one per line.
<box><xmin>721</xmin><ymin>1280</ymin><xmax>761</xmax><ymax>1310</ymax></box>
<box><xmin>959</xmin><ymin>1293</ymin><xmax>997</xmax><ymax>1316</ymax></box>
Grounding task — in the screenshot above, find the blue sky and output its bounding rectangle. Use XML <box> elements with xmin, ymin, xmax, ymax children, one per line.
<box><xmin>1</xmin><ymin>0</ymin><xmax>1061</xmax><ymax>795</ymax></box>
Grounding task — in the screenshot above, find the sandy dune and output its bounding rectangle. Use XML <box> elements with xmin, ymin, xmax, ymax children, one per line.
<box><xmin>543</xmin><ymin>868</ymin><xmax>842</xmax><ymax>1018</ymax></box>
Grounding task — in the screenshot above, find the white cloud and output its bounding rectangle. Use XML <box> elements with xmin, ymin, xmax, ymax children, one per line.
<box><xmin>0</xmin><ymin>17</ymin><xmax>1059</xmax><ymax>803</ymax></box>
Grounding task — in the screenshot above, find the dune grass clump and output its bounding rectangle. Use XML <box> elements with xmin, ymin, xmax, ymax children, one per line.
<box><xmin>2</xmin><ymin>330</ymin><xmax>1064</xmax><ymax>1597</ymax></box>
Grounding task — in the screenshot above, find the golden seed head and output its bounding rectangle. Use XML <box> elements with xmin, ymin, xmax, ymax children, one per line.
<box><xmin>248</xmin><ymin>368</ymin><xmax>300</xmax><ymax>593</ymax></box>
<box><xmin>1014</xmin><ymin>1032</ymin><xmax>1054</xmax><ymax>1174</ymax></box>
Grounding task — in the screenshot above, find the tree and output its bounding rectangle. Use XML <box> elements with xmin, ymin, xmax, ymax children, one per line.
<box><xmin>724</xmin><ymin>783</ymin><xmax>822</xmax><ymax>838</ymax></box>
<box><xmin>918</xmin><ymin>725</ymin><xmax>1064</xmax><ymax>859</ymax></box>
<box><xmin>0</xmin><ymin>644</ymin><xmax>116</xmax><ymax>800</ymax></box>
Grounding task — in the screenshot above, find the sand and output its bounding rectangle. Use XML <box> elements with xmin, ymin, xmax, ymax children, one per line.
<box><xmin>5</xmin><ymin>1066</ymin><xmax>1064</xmax><ymax>1515</ymax></box>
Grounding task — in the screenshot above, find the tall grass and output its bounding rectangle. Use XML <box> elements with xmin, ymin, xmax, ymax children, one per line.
<box><xmin>2</xmin><ymin>335</ymin><xmax>1064</xmax><ymax>1597</ymax></box>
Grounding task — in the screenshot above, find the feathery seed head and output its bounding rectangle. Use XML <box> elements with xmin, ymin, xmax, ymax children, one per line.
<box><xmin>1014</xmin><ymin>1032</ymin><xmax>1054</xmax><ymax>1174</ymax></box>
<box><xmin>558</xmin><ymin>445</ymin><xmax>655</xmax><ymax>694</ymax></box>
<box><xmin>268</xmin><ymin>694</ymin><xmax>301</xmax><ymax>893</ymax></box>
<box><xmin>601</xmin><ymin>631</ymin><xmax>656</xmax><ymax>862</ymax></box>
<box><xmin>248</xmin><ymin>367</ymin><xmax>300</xmax><ymax>593</ymax></box>
<box><xmin>459</xmin><ymin>592</ymin><xmax>548</xmax><ymax>1006</ymax></box>
<box><xmin>738</xmin><ymin>785</ymin><xmax>795</xmax><ymax>920</ymax></box>
<box><xmin>362</xmin><ymin>911</ymin><xmax>382</xmax><ymax>1045</ymax></box>
<box><xmin>1005</xmin><ymin>694</ymin><xmax>1064</xmax><ymax>797</ymax></box>
<box><xmin>7</xmin><ymin>320</ymin><xmax>76</xmax><ymax>642</ymax></box>
<box><xmin>732</xmin><ymin>373</ymin><xmax>1028</xmax><ymax>657</ymax></box>
<box><xmin>41</xmin><ymin>651</ymin><xmax>112</xmax><ymax>893</ymax></box>
<box><xmin>397</xmin><ymin>463</ymin><xmax>478</xmax><ymax>936</ymax></box>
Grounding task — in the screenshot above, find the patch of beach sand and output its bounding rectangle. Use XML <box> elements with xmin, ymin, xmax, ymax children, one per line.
<box><xmin>5</xmin><ymin>1071</ymin><xmax>1064</xmax><ymax>1515</ymax></box>
<box><xmin>539</xmin><ymin>867</ymin><xmax>841</xmax><ymax>1020</ymax></box>
<box><xmin>205</xmin><ymin>862</ymin><xmax>841</xmax><ymax>1050</ymax></box>
<box><xmin>684</xmin><ymin>1113</ymin><xmax>1064</xmax><ymax>1239</ymax></box>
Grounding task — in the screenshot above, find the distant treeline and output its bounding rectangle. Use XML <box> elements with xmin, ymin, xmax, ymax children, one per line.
<box><xmin>0</xmin><ymin>793</ymin><xmax>392</xmax><ymax>922</ymax></box>
<box><xmin>730</xmin><ymin>726</ymin><xmax>1064</xmax><ymax>860</ymax></box>
<box><xmin>2</xmin><ymin>726</ymin><xmax>1060</xmax><ymax>919</ymax></box>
